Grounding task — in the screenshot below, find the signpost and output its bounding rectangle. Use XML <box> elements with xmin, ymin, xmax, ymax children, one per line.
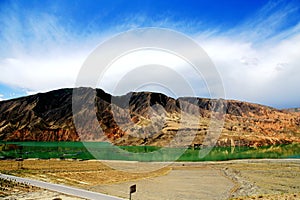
<box><xmin>129</xmin><ymin>184</ymin><xmax>136</xmax><ymax>200</ymax></box>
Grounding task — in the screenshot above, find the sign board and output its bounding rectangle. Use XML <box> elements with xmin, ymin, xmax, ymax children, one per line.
<box><xmin>130</xmin><ymin>184</ymin><xmax>136</xmax><ymax>194</ymax></box>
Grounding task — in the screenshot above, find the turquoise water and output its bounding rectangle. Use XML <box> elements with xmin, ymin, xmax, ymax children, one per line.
<box><xmin>0</xmin><ymin>141</ymin><xmax>299</xmax><ymax>161</ymax></box>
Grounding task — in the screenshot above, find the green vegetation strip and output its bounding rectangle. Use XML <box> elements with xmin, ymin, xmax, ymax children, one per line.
<box><xmin>0</xmin><ymin>142</ymin><xmax>299</xmax><ymax>162</ymax></box>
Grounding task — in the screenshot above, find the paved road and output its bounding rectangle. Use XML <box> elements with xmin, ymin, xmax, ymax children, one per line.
<box><xmin>0</xmin><ymin>173</ymin><xmax>124</xmax><ymax>200</ymax></box>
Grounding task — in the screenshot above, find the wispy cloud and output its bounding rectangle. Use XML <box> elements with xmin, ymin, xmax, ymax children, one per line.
<box><xmin>234</xmin><ymin>0</ymin><xmax>299</xmax><ymax>43</ymax></box>
<box><xmin>0</xmin><ymin>0</ymin><xmax>299</xmax><ymax>108</ymax></box>
<box><xmin>0</xmin><ymin>94</ymin><xmax>4</xmax><ymax>101</ymax></box>
<box><xmin>197</xmin><ymin>0</ymin><xmax>300</xmax><ymax>108</ymax></box>
<box><xmin>0</xmin><ymin>2</ymin><xmax>106</xmax><ymax>94</ymax></box>
<box><xmin>0</xmin><ymin>3</ymin><xmax>204</xmax><ymax>95</ymax></box>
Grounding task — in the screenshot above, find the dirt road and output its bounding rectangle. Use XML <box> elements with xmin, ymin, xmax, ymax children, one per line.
<box><xmin>1</xmin><ymin>159</ymin><xmax>299</xmax><ymax>200</ymax></box>
<box><xmin>92</xmin><ymin>167</ymin><xmax>234</xmax><ymax>199</ymax></box>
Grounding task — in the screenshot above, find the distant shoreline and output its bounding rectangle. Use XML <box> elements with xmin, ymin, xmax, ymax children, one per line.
<box><xmin>1</xmin><ymin>141</ymin><xmax>299</xmax><ymax>162</ymax></box>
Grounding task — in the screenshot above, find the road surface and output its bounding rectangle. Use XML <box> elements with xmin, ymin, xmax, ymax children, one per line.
<box><xmin>0</xmin><ymin>173</ymin><xmax>124</xmax><ymax>200</ymax></box>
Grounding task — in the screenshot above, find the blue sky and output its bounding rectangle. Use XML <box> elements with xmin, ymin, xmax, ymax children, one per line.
<box><xmin>0</xmin><ymin>0</ymin><xmax>300</xmax><ymax>108</ymax></box>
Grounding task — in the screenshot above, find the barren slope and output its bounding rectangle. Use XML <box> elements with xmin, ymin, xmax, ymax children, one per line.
<box><xmin>0</xmin><ymin>87</ymin><xmax>299</xmax><ymax>147</ymax></box>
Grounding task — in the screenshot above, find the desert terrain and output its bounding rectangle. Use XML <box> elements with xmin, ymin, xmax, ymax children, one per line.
<box><xmin>0</xmin><ymin>159</ymin><xmax>299</xmax><ymax>200</ymax></box>
<box><xmin>1</xmin><ymin>88</ymin><xmax>300</xmax><ymax>148</ymax></box>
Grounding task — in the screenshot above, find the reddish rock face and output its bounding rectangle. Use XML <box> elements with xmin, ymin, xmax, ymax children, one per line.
<box><xmin>0</xmin><ymin>87</ymin><xmax>299</xmax><ymax>147</ymax></box>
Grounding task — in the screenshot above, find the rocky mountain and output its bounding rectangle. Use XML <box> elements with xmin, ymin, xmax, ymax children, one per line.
<box><xmin>0</xmin><ymin>87</ymin><xmax>299</xmax><ymax>147</ymax></box>
<box><xmin>283</xmin><ymin>108</ymin><xmax>300</xmax><ymax>113</ymax></box>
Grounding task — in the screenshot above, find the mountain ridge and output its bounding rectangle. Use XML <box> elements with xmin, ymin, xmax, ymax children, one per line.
<box><xmin>0</xmin><ymin>87</ymin><xmax>299</xmax><ymax>147</ymax></box>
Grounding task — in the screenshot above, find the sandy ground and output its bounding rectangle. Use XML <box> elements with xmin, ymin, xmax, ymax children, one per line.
<box><xmin>0</xmin><ymin>159</ymin><xmax>299</xmax><ymax>200</ymax></box>
<box><xmin>89</xmin><ymin>160</ymin><xmax>300</xmax><ymax>200</ymax></box>
<box><xmin>1</xmin><ymin>190</ymin><xmax>85</xmax><ymax>200</ymax></box>
<box><xmin>92</xmin><ymin>168</ymin><xmax>233</xmax><ymax>199</ymax></box>
<box><xmin>215</xmin><ymin>159</ymin><xmax>300</xmax><ymax>200</ymax></box>
<box><xmin>232</xmin><ymin>193</ymin><xmax>300</xmax><ymax>200</ymax></box>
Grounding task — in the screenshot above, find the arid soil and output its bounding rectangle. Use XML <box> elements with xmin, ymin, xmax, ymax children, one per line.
<box><xmin>213</xmin><ymin>160</ymin><xmax>300</xmax><ymax>199</ymax></box>
<box><xmin>1</xmin><ymin>189</ymin><xmax>84</xmax><ymax>200</ymax></box>
<box><xmin>0</xmin><ymin>159</ymin><xmax>170</xmax><ymax>186</ymax></box>
<box><xmin>231</xmin><ymin>193</ymin><xmax>300</xmax><ymax>200</ymax></box>
<box><xmin>0</xmin><ymin>159</ymin><xmax>299</xmax><ymax>200</ymax></box>
<box><xmin>92</xmin><ymin>167</ymin><xmax>234</xmax><ymax>199</ymax></box>
<box><xmin>0</xmin><ymin>176</ymin><xmax>83</xmax><ymax>200</ymax></box>
<box><xmin>1</xmin><ymin>88</ymin><xmax>300</xmax><ymax>147</ymax></box>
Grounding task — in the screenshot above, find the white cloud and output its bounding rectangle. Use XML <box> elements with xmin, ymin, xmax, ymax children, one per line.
<box><xmin>98</xmin><ymin>49</ymin><xmax>207</xmax><ymax>98</ymax></box>
<box><xmin>0</xmin><ymin>4</ymin><xmax>107</xmax><ymax>95</ymax></box>
<box><xmin>0</xmin><ymin>94</ymin><xmax>4</xmax><ymax>101</ymax></box>
<box><xmin>0</xmin><ymin>0</ymin><xmax>299</xmax><ymax>108</ymax></box>
<box><xmin>200</xmin><ymin>34</ymin><xmax>300</xmax><ymax>107</ymax></box>
<box><xmin>197</xmin><ymin>1</ymin><xmax>300</xmax><ymax>108</ymax></box>
<box><xmin>1</xmin><ymin>52</ymin><xmax>85</xmax><ymax>92</ymax></box>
